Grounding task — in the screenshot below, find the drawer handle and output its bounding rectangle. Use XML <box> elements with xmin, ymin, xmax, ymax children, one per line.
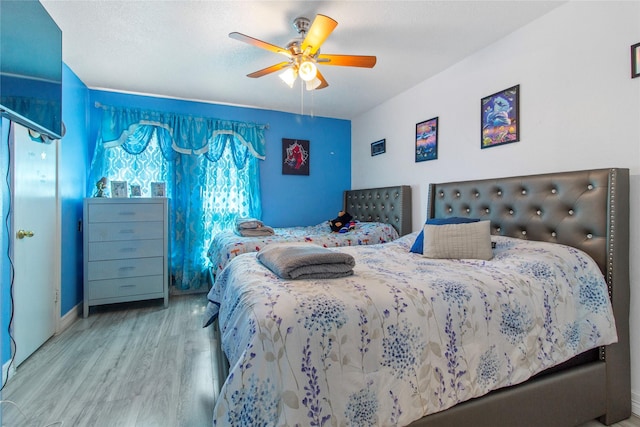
<box><xmin>120</xmin><ymin>284</ymin><xmax>136</xmax><ymax>288</ymax></box>
<box><xmin>119</xmin><ymin>247</ymin><xmax>137</xmax><ymax>253</ymax></box>
<box><xmin>119</xmin><ymin>229</ymin><xmax>135</xmax><ymax>234</ymax></box>
<box><xmin>119</xmin><ymin>266</ymin><xmax>136</xmax><ymax>272</ymax></box>
<box><xmin>118</xmin><ymin>211</ymin><xmax>136</xmax><ymax>216</ymax></box>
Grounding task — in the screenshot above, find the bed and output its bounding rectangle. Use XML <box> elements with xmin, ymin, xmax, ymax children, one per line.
<box><xmin>207</xmin><ymin>185</ymin><xmax>412</xmax><ymax>277</ymax></box>
<box><xmin>205</xmin><ymin>168</ymin><xmax>630</xmax><ymax>427</ymax></box>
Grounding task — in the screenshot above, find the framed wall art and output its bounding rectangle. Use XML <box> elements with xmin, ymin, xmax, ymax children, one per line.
<box><xmin>282</xmin><ymin>138</ymin><xmax>310</xmax><ymax>176</ymax></box>
<box><xmin>415</xmin><ymin>117</ymin><xmax>438</xmax><ymax>162</ymax></box>
<box><xmin>150</xmin><ymin>181</ymin><xmax>166</xmax><ymax>197</ymax></box>
<box><xmin>110</xmin><ymin>180</ymin><xmax>128</xmax><ymax>198</ymax></box>
<box><xmin>632</xmin><ymin>42</ymin><xmax>640</xmax><ymax>78</ymax></box>
<box><xmin>371</xmin><ymin>139</ymin><xmax>386</xmax><ymax>156</ymax></box>
<box><xmin>481</xmin><ymin>84</ymin><xmax>520</xmax><ymax>149</ymax></box>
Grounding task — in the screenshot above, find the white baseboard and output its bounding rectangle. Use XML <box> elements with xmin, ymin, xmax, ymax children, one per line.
<box><xmin>57</xmin><ymin>302</ymin><xmax>81</xmax><ymax>334</ymax></box>
<box><xmin>2</xmin><ymin>358</ymin><xmax>15</xmax><ymax>385</ymax></box>
<box><xmin>632</xmin><ymin>390</ymin><xmax>640</xmax><ymax>417</ymax></box>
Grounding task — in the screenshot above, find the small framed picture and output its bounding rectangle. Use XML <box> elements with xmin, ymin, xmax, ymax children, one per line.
<box><xmin>481</xmin><ymin>84</ymin><xmax>520</xmax><ymax>149</ymax></box>
<box><xmin>371</xmin><ymin>139</ymin><xmax>386</xmax><ymax>156</ymax></box>
<box><xmin>282</xmin><ymin>138</ymin><xmax>310</xmax><ymax>176</ymax></box>
<box><xmin>415</xmin><ymin>117</ymin><xmax>438</xmax><ymax>162</ymax></box>
<box><xmin>631</xmin><ymin>42</ymin><xmax>640</xmax><ymax>78</ymax></box>
<box><xmin>110</xmin><ymin>181</ymin><xmax>128</xmax><ymax>198</ymax></box>
<box><xmin>130</xmin><ymin>184</ymin><xmax>141</xmax><ymax>197</ymax></box>
<box><xmin>150</xmin><ymin>182</ymin><xmax>166</xmax><ymax>197</ymax></box>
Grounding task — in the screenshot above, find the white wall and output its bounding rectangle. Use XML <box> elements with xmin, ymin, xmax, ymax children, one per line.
<box><xmin>352</xmin><ymin>0</ymin><xmax>640</xmax><ymax>414</ymax></box>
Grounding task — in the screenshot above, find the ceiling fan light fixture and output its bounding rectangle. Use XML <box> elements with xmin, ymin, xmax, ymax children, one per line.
<box><xmin>298</xmin><ymin>60</ymin><xmax>317</xmax><ymax>81</ymax></box>
<box><xmin>305</xmin><ymin>76</ymin><xmax>322</xmax><ymax>91</ymax></box>
<box><xmin>230</xmin><ymin>14</ymin><xmax>376</xmax><ymax>91</ymax></box>
<box><xmin>279</xmin><ymin>67</ymin><xmax>297</xmax><ymax>88</ymax></box>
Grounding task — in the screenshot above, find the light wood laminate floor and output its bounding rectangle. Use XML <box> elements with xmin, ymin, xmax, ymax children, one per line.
<box><xmin>2</xmin><ymin>295</ymin><xmax>216</xmax><ymax>427</ymax></box>
<box><xmin>1</xmin><ymin>294</ymin><xmax>638</xmax><ymax>427</ymax></box>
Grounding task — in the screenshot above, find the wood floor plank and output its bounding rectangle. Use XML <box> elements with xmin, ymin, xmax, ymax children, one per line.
<box><xmin>1</xmin><ymin>293</ymin><xmax>637</xmax><ymax>427</ymax></box>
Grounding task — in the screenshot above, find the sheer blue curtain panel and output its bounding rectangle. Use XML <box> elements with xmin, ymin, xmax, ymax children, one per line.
<box><xmin>88</xmin><ymin>104</ymin><xmax>266</xmax><ymax>292</ymax></box>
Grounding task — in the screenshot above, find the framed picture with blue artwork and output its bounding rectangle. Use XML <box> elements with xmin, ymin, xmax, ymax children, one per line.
<box><xmin>415</xmin><ymin>117</ymin><xmax>438</xmax><ymax>162</ymax></box>
<box><xmin>371</xmin><ymin>139</ymin><xmax>385</xmax><ymax>156</ymax></box>
<box><xmin>481</xmin><ymin>84</ymin><xmax>519</xmax><ymax>149</ymax></box>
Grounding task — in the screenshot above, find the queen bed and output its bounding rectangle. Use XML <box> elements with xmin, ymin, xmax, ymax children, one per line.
<box><xmin>205</xmin><ymin>168</ymin><xmax>630</xmax><ymax>426</ymax></box>
<box><xmin>207</xmin><ymin>185</ymin><xmax>412</xmax><ymax>277</ymax></box>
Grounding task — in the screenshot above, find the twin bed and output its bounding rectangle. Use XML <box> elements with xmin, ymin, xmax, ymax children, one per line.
<box><xmin>205</xmin><ymin>168</ymin><xmax>630</xmax><ymax>427</ymax></box>
<box><xmin>207</xmin><ymin>185</ymin><xmax>412</xmax><ymax>277</ymax></box>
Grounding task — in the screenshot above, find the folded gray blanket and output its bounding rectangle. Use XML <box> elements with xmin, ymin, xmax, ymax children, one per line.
<box><xmin>257</xmin><ymin>243</ymin><xmax>355</xmax><ymax>280</ymax></box>
<box><xmin>236</xmin><ymin>217</ymin><xmax>264</xmax><ymax>229</ymax></box>
<box><xmin>235</xmin><ymin>226</ymin><xmax>275</xmax><ymax>237</ymax></box>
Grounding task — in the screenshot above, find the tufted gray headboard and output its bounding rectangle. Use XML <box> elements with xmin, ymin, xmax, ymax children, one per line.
<box><xmin>344</xmin><ymin>185</ymin><xmax>412</xmax><ymax>236</ymax></box>
<box><xmin>427</xmin><ymin>168</ymin><xmax>628</xmax><ymax>276</ymax></box>
<box><xmin>427</xmin><ymin>168</ymin><xmax>630</xmax><ymax>420</ymax></box>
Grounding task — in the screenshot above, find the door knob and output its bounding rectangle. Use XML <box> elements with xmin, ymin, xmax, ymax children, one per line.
<box><xmin>16</xmin><ymin>229</ymin><xmax>34</xmax><ymax>239</ymax></box>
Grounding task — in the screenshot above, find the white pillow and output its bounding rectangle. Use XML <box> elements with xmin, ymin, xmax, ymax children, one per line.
<box><xmin>422</xmin><ymin>220</ymin><xmax>493</xmax><ymax>260</ymax></box>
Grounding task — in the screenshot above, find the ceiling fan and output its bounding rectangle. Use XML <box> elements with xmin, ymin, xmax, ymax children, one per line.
<box><xmin>229</xmin><ymin>14</ymin><xmax>377</xmax><ymax>91</ymax></box>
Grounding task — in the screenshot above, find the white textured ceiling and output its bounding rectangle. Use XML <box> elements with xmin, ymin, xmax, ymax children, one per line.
<box><xmin>40</xmin><ymin>1</ymin><xmax>565</xmax><ymax>120</ymax></box>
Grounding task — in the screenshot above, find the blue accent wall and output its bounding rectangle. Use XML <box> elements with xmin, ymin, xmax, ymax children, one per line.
<box><xmin>1</xmin><ymin>74</ymin><xmax>351</xmax><ymax>367</ymax></box>
<box><xmin>59</xmin><ymin>65</ymin><xmax>89</xmax><ymax>315</ymax></box>
<box><xmin>89</xmin><ymin>90</ymin><xmax>351</xmax><ymax>227</ymax></box>
<box><xmin>0</xmin><ymin>0</ymin><xmax>355</xmax><ymax>369</ymax></box>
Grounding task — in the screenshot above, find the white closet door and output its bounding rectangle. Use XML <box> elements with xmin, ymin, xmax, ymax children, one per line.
<box><xmin>11</xmin><ymin>124</ymin><xmax>59</xmax><ymax>367</ymax></box>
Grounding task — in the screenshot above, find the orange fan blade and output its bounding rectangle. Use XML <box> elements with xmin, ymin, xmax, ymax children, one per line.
<box><xmin>247</xmin><ymin>62</ymin><xmax>292</xmax><ymax>78</ymax></box>
<box><xmin>301</xmin><ymin>14</ymin><xmax>337</xmax><ymax>56</ymax></box>
<box><xmin>315</xmin><ymin>70</ymin><xmax>329</xmax><ymax>90</ymax></box>
<box><xmin>316</xmin><ymin>54</ymin><xmax>377</xmax><ymax>68</ymax></box>
<box><xmin>229</xmin><ymin>32</ymin><xmax>291</xmax><ymax>58</ymax></box>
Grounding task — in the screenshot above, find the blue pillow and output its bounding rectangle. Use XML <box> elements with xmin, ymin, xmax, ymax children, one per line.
<box><xmin>409</xmin><ymin>217</ymin><xmax>481</xmax><ymax>254</ymax></box>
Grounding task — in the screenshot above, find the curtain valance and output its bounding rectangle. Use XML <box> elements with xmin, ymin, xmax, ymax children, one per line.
<box><xmin>97</xmin><ymin>104</ymin><xmax>267</xmax><ymax>161</ymax></box>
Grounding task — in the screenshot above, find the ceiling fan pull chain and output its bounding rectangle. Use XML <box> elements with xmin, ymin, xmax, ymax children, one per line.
<box><xmin>300</xmin><ymin>81</ymin><xmax>304</xmax><ymax>115</ymax></box>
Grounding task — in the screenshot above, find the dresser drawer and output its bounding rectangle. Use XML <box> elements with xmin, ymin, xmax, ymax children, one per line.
<box><xmin>88</xmin><ymin>221</ymin><xmax>164</xmax><ymax>242</ymax></box>
<box><xmin>88</xmin><ymin>239</ymin><xmax>164</xmax><ymax>261</ymax></box>
<box><xmin>87</xmin><ymin>275</ymin><xmax>164</xmax><ymax>300</ymax></box>
<box><xmin>88</xmin><ymin>202</ymin><xmax>164</xmax><ymax>223</ymax></box>
<box><xmin>87</xmin><ymin>256</ymin><xmax>164</xmax><ymax>281</ymax></box>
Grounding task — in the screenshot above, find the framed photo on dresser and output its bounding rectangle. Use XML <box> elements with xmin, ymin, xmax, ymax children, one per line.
<box><xmin>130</xmin><ymin>184</ymin><xmax>141</xmax><ymax>197</ymax></box>
<box><xmin>110</xmin><ymin>181</ymin><xmax>128</xmax><ymax>198</ymax></box>
<box><xmin>151</xmin><ymin>182</ymin><xmax>166</xmax><ymax>197</ymax></box>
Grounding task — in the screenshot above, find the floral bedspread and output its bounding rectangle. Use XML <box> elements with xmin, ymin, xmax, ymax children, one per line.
<box><xmin>207</xmin><ymin>234</ymin><xmax>617</xmax><ymax>427</ymax></box>
<box><xmin>207</xmin><ymin>221</ymin><xmax>399</xmax><ymax>277</ymax></box>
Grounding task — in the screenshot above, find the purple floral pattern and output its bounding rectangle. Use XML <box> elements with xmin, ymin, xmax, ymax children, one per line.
<box><xmin>208</xmin><ymin>234</ymin><xmax>617</xmax><ymax>426</ymax></box>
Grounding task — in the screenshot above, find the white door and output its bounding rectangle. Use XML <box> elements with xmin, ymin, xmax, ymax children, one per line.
<box><xmin>11</xmin><ymin>124</ymin><xmax>59</xmax><ymax>367</ymax></box>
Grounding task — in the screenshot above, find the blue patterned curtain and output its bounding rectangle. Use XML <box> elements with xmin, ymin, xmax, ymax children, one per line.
<box><xmin>88</xmin><ymin>105</ymin><xmax>266</xmax><ymax>292</ymax></box>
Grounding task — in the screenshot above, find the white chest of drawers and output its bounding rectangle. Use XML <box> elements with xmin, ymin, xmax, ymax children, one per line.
<box><xmin>83</xmin><ymin>197</ymin><xmax>169</xmax><ymax>317</ymax></box>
